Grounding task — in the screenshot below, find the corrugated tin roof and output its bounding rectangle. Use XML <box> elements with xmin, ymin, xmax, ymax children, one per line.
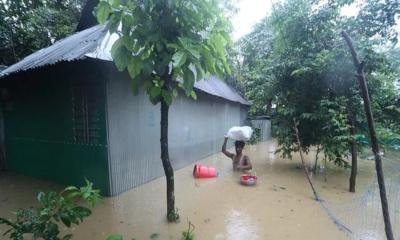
<box><xmin>0</xmin><ymin>65</ymin><xmax>7</xmax><ymax>73</ymax></box>
<box><xmin>0</xmin><ymin>24</ymin><xmax>250</xmax><ymax>105</ymax></box>
<box><xmin>0</xmin><ymin>25</ymin><xmax>108</xmax><ymax>77</ymax></box>
<box><xmin>194</xmin><ymin>76</ymin><xmax>249</xmax><ymax>105</ymax></box>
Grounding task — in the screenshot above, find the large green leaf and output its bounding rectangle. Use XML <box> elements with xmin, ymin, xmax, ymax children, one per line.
<box><xmin>203</xmin><ymin>50</ymin><xmax>216</xmax><ymax>74</ymax></box>
<box><xmin>172</xmin><ymin>88</ymin><xmax>178</xmax><ymax>97</ymax></box>
<box><xmin>183</xmin><ymin>69</ymin><xmax>195</xmax><ymax>94</ymax></box>
<box><xmin>109</xmin><ymin>0</ymin><xmax>120</xmax><ymax>7</ymax></box>
<box><xmin>96</xmin><ymin>2</ymin><xmax>111</xmax><ymax>24</ymax></box>
<box><xmin>127</xmin><ymin>59</ymin><xmax>142</xmax><ymax>79</ymax></box>
<box><xmin>109</xmin><ymin>12</ymin><xmax>121</xmax><ymax>33</ymax></box>
<box><xmin>194</xmin><ymin>62</ymin><xmax>205</xmax><ymax>81</ymax></box>
<box><xmin>150</xmin><ymin>86</ymin><xmax>161</xmax><ymax>99</ymax></box>
<box><xmin>122</xmin><ymin>14</ymin><xmax>135</xmax><ymax>34</ymax></box>
<box><xmin>190</xmin><ymin>91</ymin><xmax>197</xmax><ymax>100</ymax></box>
<box><xmin>122</xmin><ymin>36</ymin><xmax>136</xmax><ymax>51</ymax></box>
<box><xmin>172</xmin><ymin>51</ymin><xmax>187</xmax><ymax>68</ymax></box>
<box><xmin>111</xmin><ymin>38</ymin><xmax>130</xmax><ymax>71</ymax></box>
<box><xmin>162</xmin><ymin>90</ymin><xmax>173</xmax><ymax>106</ymax></box>
<box><xmin>187</xmin><ymin>47</ymin><xmax>200</xmax><ymax>59</ymax></box>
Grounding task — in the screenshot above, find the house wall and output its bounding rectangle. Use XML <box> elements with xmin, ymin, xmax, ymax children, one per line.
<box><xmin>3</xmin><ymin>63</ymin><xmax>110</xmax><ymax>195</ymax></box>
<box><xmin>106</xmin><ymin>71</ymin><xmax>248</xmax><ymax>195</ymax></box>
<box><xmin>250</xmin><ymin>119</ymin><xmax>271</xmax><ymax>141</ymax></box>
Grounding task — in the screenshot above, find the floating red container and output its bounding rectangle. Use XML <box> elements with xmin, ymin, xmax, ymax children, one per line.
<box><xmin>193</xmin><ymin>164</ymin><xmax>218</xmax><ymax>178</ymax></box>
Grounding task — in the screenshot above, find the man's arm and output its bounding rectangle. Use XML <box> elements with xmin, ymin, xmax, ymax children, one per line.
<box><xmin>222</xmin><ymin>137</ymin><xmax>234</xmax><ymax>158</ymax></box>
<box><xmin>237</xmin><ymin>155</ymin><xmax>252</xmax><ymax>171</ymax></box>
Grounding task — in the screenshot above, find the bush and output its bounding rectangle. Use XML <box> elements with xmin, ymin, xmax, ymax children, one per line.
<box><xmin>0</xmin><ymin>180</ymin><xmax>101</xmax><ymax>240</ymax></box>
<box><xmin>249</xmin><ymin>127</ymin><xmax>262</xmax><ymax>145</ymax></box>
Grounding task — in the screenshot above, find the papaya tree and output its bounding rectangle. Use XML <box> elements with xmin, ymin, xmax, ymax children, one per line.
<box><xmin>96</xmin><ymin>0</ymin><xmax>231</xmax><ymax>221</ymax></box>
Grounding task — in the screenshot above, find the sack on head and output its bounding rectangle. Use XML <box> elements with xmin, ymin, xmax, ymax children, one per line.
<box><xmin>226</xmin><ymin>126</ymin><xmax>253</xmax><ymax>141</ymax></box>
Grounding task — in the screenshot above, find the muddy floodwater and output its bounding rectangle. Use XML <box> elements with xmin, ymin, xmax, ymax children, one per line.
<box><xmin>1</xmin><ymin>140</ymin><xmax>399</xmax><ymax>240</ymax></box>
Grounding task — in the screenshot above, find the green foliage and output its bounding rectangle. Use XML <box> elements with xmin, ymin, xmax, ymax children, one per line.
<box><xmin>232</xmin><ymin>19</ymin><xmax>274</xmax><ymax>116</ymax></box>
<box><xmin>106</xmin><ymin>223</ymin><xmax>195</xmax><ymax>240</ymax></box>
<box><xmin>318</xmin><ymin>98</ymin><xmax>351</xmax><ymax>167</ymax></box>
<box><xmin>248</xmin><ymin>127</ymin><xmax>262</xmax><ymax>145</ymax></box>
<box><xmin>353</xmin><ymin>0</ymin><xmax>400</xmax><ymax>44</ymax></box>
<box><xmin>167</xmin><ymin>208</ymin><xmax>180</xmax><ymax>222</ymax></box>
<box><xmin>357</xmin><ymin>125</ymin><xmax>400</xmax><ymax>151</ymax></box>
<box><xmin>106</xmin><ymin>235</ymin><xmax>124</xmax><ymax>240</ymax></box>
<box><xmin>181</xmin><ymin>222</ymin><xmax>195</xmax><ymax>240</ymax></box>
<box><xmin>0</xmin><ymin>180</ymin><xmax>101</xmax><ymax>240</ymax></box>
<box><xmin>0</xmin><ymin>0</ymin><xmax>85</xmax><ymax>65</ymax></box>
<box><xmin>96</xmin><ymin>0</ymin><xmax>232</xmax><ymax>105</ymax></box>
<box><xmin>234</xmin><ymin>0</ymin><xmax>400</xmax><ymax>167</ymax></box>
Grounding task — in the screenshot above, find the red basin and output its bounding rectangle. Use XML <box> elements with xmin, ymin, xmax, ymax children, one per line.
<box><xmin>240</xmin><ymin>174</ymin><xmax>257</xmax><ymax>186</ymax></box>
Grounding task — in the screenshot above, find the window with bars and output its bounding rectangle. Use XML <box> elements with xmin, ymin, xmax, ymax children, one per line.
<box><xmin>71</xmin><ymin>85</ymin><xmax>101</xmax><ymax>145</ymax></box>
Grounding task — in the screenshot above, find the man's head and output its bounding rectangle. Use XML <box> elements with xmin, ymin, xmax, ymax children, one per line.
<box><xmin>235</xmin><ymin>140</ymin><xmax>245</xmax><ymax>154</ymax></box>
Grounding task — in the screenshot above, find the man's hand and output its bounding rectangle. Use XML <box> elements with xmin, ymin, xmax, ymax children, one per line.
<box><xmin>222</xmin><ymin>135</ymin><xmax>234</xmax><ymax>158</ymax></box>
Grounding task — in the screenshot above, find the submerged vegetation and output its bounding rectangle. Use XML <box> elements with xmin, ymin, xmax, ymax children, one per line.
<box><xmin>0</xmin><ymin>180</ymin><xmax>101</xmax><ymax>240</ymax></box>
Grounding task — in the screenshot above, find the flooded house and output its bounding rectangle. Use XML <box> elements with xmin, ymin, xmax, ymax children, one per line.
<box><xmin>0</xmin><ymin>23</ymin><xmax>250</xmax><ymax>196</ymax></box>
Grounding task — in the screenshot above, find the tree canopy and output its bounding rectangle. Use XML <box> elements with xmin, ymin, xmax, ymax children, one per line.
<box><xmin>96</xmin><ymin>0</ymin><xmax>232</xmax><ymax>105</ymax></box>
<box><xmin>233</xmin><ymin>0</ymin><xmax>400</xmax><ymax>166</ymax></box>
<box><xmin>0</xmin><ymin>0</ymin><xmax>85</xmax><ymax>66</ymax></box>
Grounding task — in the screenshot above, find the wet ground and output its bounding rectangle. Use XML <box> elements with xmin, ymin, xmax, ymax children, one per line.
<box><xmin>1</xmin><ymin>140</ymin><xmax>397</xmax><ymax>240</ymax></box>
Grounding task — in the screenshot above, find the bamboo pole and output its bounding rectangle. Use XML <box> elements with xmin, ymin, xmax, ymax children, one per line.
<box><xmin>293</xmin><ymin>119</ymin><xmax>320</xmax><ymax>201</ymax></box>
<box><xmin>341</xmin><ymin>31</ymin><xmax>394</xmax><ymax>240</ymax></box>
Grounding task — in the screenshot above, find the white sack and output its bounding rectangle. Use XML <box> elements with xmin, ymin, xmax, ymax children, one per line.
<box><xmin>226</xmin><ymin>126</ymin><xmax>253</xmax><ymax>141</ymax></box>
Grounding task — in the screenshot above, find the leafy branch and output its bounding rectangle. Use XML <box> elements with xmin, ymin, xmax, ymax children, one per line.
<box><xmin>0</xmin><ymin>180</ymin><xmax>101</xmax><ymax>240</ymax></box>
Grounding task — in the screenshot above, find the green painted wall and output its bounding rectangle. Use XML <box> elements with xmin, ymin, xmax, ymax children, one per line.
<box><xmin>3</xmin><ymin>63</ymin><xmax>110</xmax><ymax>195</ymax></box>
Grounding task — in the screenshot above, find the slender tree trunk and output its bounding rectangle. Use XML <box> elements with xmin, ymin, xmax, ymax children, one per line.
<box><xmin>8</xmin><ymin>29</ymin><xmax>17</xmax><ymax>63</ymax></box>
<box><xmin>160</xmin><ymin>77</ymin><xmax>176</xmax><ymax>222</ymax></box>
<box><xmin>348</xmin><ymin>108</ymin><xmax>357</xmax><ymax>193</ymax></box>
<box><xmin>313</xmin><ymin>145</ymin><xmax>321</xmax><ymax>172</ymax></box>
<box><xmin>294</xmin><ymin>120</ymin><xmax>319</xmax><ymax>201</ymax></box>
<box><xmin>75</xmin><ymin>0</ymin><xmax>99</xmax><ymax>32</ymax></box>
<box><xmin>266</xmin><ymin>98</ymin><xmax>272</xmax><ymax>116</ymax></box>
<box><xmin>342</xmin><ymin>31</ymin><xmax>394</xmax><ymax>240</ymax></box>
<box><xmin>324</xmin><ymin>156</ymin><xmax>327</xmax><ymax>182</ymax></box>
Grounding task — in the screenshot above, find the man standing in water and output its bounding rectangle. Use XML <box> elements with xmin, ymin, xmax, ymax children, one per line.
<box><xmin>222</xmin><ymin>137</ymin><xmax>252</xmax><ymax>171</ymax></box>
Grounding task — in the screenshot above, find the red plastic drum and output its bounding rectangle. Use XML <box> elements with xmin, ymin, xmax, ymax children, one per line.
<box><xmin>193</xmin><ymin>164</ymin><xmax>218</xmax><ymax>178</ymax></box>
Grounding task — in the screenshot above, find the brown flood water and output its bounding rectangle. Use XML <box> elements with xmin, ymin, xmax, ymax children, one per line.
<box><xmin>0</xmin><ymin>140</ymin><xmax>382</xmax><ymax>240</ymax></box>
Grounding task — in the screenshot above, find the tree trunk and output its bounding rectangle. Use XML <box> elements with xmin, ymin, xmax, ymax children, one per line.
<box><xmin>324</xmin><ymin>157</ymin><xmax>327</xmax><ymax>182</ymax></box>
<box><xmin>76</xmin><ymin>0</ymin><xmax>99</xmax><ymax>32</ymax></box>
<box><xmin>160</xmin><ymin>74</ymin><xmax>176</xmax><ymax>222</ymax></box>
<box><xmin>266</xmin><ymin>98</ymin><xmax>273</xmax><ymax>116</ymax></box>
<box><xmin>348</xmin><ymin>108</ymin><xmax>357</xmax><ymax>193</ymax></box>
<box><xmin>313</xmin><ymin>145</ymin><xmax>321</xmax><ymax>172</ymax></box>
<box><xmin>342</xmin><ymin>31</ymin><xmax>394</xmax><ymax>240</ymax></box>
<box><xmin>294</xmin><ymin>120</ymin><xmax>320</xmax><ymax>201</ymax></box>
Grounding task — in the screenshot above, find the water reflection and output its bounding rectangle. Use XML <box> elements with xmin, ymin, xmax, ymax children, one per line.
<box><xmin>225</xmin><ymin>209</ymin><xmax>258</xmax><ymax>240</ymax></box>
